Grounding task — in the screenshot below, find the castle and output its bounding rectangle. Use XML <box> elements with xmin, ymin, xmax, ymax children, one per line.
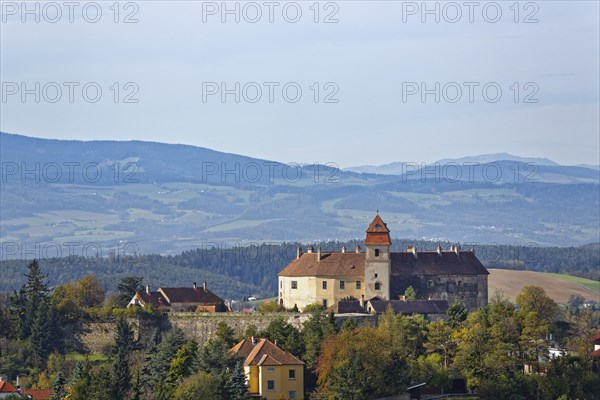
<box><xmin>278</xmin><ymin>214</ymin><xmax>489</xmax><ymax>311</ymax></box>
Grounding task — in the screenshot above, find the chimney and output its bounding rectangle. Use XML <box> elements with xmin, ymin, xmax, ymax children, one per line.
<box><xmin>145</xmin><ymin>285</ymin><xmax>150</xmax><ymax>294</ymax></box>
<box><xmin>193</xmin><ymin>282</ymin><xmax>197</xmax><ymax>289</ymax></box>
<box><xmin>454</xmin><ymin>245</ymin><xmax>461</xmax><ymax>255</ymax></box>
<box><xmin>307</xmin><ymin>245</ymin><xmax>314</xmax><ymax>254</ymax></box>
<box><xmin>317</xmin><ymin>247</ymin><xmax>322</xmax><ymax>260</ymax></box>
<box><xmin>436</xmin><ymin>245</ymin><xmax>442</xmax><ymax>255</ymax></box>
<box><xmin>341</xmin><ymin>245</ymin><xmax>346</xmax><ymax>253</ymax></box>
<box><xmin>251</xmin><ymin>336</ymin><xmax>256</xmax><ymax>345</ymax></box>
<box><xmin>203</xmin><ymin>282</ymin><xmax>208</xmax><ymax>291</ymax></box>
<box><xmin>355</xmin><ymin>245</ymin><xmax>361</xmax><ymax>253</ymax></box>
<box><xmin>407</xmin><ymin>245</ymin><xmax>417</xmax><ymax>256</ymax></box>
<box><xmin>401</xmin><ymin>295</ymin><xmax>407</xmax><ymax>302</ymax></box>
<box><xmin>360</xmin><ymin>294</ymin><xmax>365</xmax><ymax>308</ymax></box>
<box><xmin>296</xmin><ymin>247</ymin><xmax>302</xmax><ymax>259</ymax></box>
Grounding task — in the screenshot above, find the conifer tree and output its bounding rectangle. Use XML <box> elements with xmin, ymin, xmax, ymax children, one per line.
<box><xmin>111</xmin><ymin>316</ymin><xmax>133</xmax><ymax>400</ymax></box>
<box><xmin>51</xmin><ymin>371</ymin><xmax>67</xmax><ymax>400</ymax></box>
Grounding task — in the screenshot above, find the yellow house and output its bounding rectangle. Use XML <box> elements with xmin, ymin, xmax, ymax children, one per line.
<box><xmin>230</xmin><ymin>338</ymin><xmax>304</xmax><ymax>400</ymax></box>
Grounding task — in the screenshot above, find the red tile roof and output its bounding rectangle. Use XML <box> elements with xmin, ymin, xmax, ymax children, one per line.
<box><xmin>278</xmin><ymin>252</ymin><xmax>365</xmax><ymax>277</ymax></box>
<box><xmin>22</xmin><ymin>388</ymin><xmax>53</xmax><ymax>399</ymax></box>
<box><xmin>279</xmin><ymin>250</ymin><xmax>488</xmax><ymax>278</ymax></box>
<box><xmin>365</xmin><ymin>214</ymin><xmax>392</xmax><ymax>245</ymax></box>
<box><xmin>0</xmin><ymin>381</ymin><xmax>17</xmax><ymax>393</ymax></box>
<box><xmin>159</xmin><ymin>287</ymin><xmax>223</xmax><ymax>304</ymax></box>
<box><xmin>230</xmin><ymin>338</ymin><xmax>304</xmax><ymax>366</ymax></box>
<box><xmin>592</xmin><ymin>332</ymin><xmax>600</xmax><ymax>342</ymax></box>
<box><xmin>592</xmin><ymin>349</ymin><xmax>600</xmax><ymax>358</ymax></box>
<box><xmin>136</xmin><ymin>291</ymin><xmax>169</xmax><ymax>308</ymax></box>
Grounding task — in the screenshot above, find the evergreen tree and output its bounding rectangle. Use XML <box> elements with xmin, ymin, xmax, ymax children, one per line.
<box><xmin>117</xmin><ymin>276</ymin><xmax>144</xmax><ymax>307</ymax></box>
<box><xmin>51</xmin><ymin>371</ymin><xmax>67</xmax><ymax>400</ymax></box>
<box><xmin>167</xmin><ymin>341</ymin><xmax>200</xmax><ymax>384</ymax></box>
<box><xmin>215</xmin><ymin>321</ymin><xmax>236</xmax><ymax>347</ymax></box>
<box><xmin>111</xmin><ymin>317</ymin><xmax>133</xmax><ymax>400</ymax></box>
<box><xmin>447</xmin><ymin>301</ymin><xmax>468</xmax><ymax>329</ymax></box>
<box><xmin>30</xmin><ymin>301</ymin><xmax>52</xmax><ymax>366</ymax></box>
<box><xmin>219</xmin><ymin>358</ymin><xmax>248</xmax><ymax>400</ymax></box>
<box><xmin>12</xmin><ymin>260</ymin><xmax>50</xmax><ymax>340</ymax></box>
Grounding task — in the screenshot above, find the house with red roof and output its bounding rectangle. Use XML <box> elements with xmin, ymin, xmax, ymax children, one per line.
<box><xmin>128</xmin><ymin>281</ymin><xmax>226</xmax><ymax>312</ymax></box>
<box><xmin>230</xmin><ymin>338</ymin><xmax>304</xmax><ymax>400</ymax></box>
<box><xmin>0</xmin><ymin>380</ymin><xmax>18</xmax><ymax>398</ymax></box>
<box><xmin>21</xmin><ymin>388</ymin><xmax>53</xmax><ymax>400</ymax></box>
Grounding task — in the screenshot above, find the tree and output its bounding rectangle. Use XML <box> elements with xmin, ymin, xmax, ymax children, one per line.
<box><xmin>261</xmin><ymin>318</ymin><xmax>303</xmax><ymax>356</ymax></box>
<box><xmin>302</xmin><ymin>309</ymin><xmax>336</xmax><ymax>370</ymax></box>
<box><xmin>447</xmin><ymin>301</ymin><xmax>468</xmax><ymax>329</ymax></box>
<box><xmin>140</xmin><ymin>328</ymin><xmax>186</xmax><ymax>394</ymax></box>
<box><xmin>341</xmin><ymin>316</ymin><xmax>358</xmax><ymax>331</ymax></box>
<box><xmin>12</xmin><ymin>260</ymin><xmax>50</xmax><ymax>340</ymax></box>
<box><xmin>172</xmin><ymin>371</ymin><xmax>223</xmax><ymax>400</ymax></box>
<box><xmin>117</xmin><ymin>276</ymin><xmax>144</xmax><ymax>307</ymax></box>
<box><xmin>215</xmin><ymin>322</ymin><xmax>236</xmax><ymax>348</ymax></box>
<box><xmin>403</xmin><ymin>286</ymin><xmax>417</xmax><ymax>300</ymax></box>
<box><xmin>167</xmin><ymin>341</ymin><xmax>199</xmax><ymax>384</ymax></box>
<box><xmin>111</xmin><ymin>316</ymin><xmax>133</xmax><ymax>400</ymax></box>
<box><xmin>51</xmin><ymin>371</ymin><xmax>67</xmax><ymax>400</ymax></box>
<box><xmin>516</xmin><ymin>285</ymin><xmax>558</xmax><ymax>324</ymax></box>
<box><xmin>425</xmin><ymin>321</ymin><xmax>454</xmax><ymax>368</ymax></box>
<box><xmin>74</xmin><ymin>275</ymin><xmax>104</xmax><ymax>308</ymax></box>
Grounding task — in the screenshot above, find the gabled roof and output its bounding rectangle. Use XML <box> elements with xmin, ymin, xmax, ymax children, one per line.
<box><xmin>365</xmin><ymin>214</ymin><xmax>392</xmax><ymax>245</ymax></box>
<box><xmin>136</xmin><ymin>291</ymin><xmax>169</xmax><ymax>308</ymax></box>
<box><xmin>22</xmin><ymin>388</ymin><xmax>53</xmax><ymax>399</ymax></box>
<box><xmin>0</xmin><ymin>381</ymin><xmax>17</xmax><ymax>393</ymax></box>
<box><xmin>278</xmin><ymin>252</ymin><xmax>365</xmax><ymax>277</ymax></box>
<box><xmin>230</xmin><ymin>338</ymin><xmax>304</xmax><ymax>366</ymax></box>
<box><xmin>368</xmin><ymin>299</ymin><xmax>449</xmax><ymax>315</ymax></box>
<box><xmin>159</xmin><ymin>287</ymin><xmax>223</xmax><ymax>304</ymax></box>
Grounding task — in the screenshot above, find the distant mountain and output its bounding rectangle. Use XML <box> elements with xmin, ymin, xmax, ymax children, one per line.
<box><xmin>435</xmin><ymin>153</ymin><xmax>560</xmax><ymax>166</ymax></box>
<box><xmin>347</xmin><ymin>153</ymin><xmax>564</xmax><ymax>175</ymax></box>
<box><xmin>1</xmin><ymin>132</ymin><xmax>599</xmax><ymax>258</ymax></box>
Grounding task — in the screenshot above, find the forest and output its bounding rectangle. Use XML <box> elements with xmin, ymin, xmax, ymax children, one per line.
<box><xmin>1</xmin><ymin>241</ymin><xmax>598</xmax><ymax>301</ymax></box>
<box><xmin>0</xmin><ymin>260</ymin><xmax>599</xmax><ymax>399</ymax></box>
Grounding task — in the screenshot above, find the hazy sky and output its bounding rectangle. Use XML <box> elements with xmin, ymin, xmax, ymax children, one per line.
<box><xmin>1</xmin><ymin>1</ymin><xmax>599</xmax><ymax>167</ymax></box>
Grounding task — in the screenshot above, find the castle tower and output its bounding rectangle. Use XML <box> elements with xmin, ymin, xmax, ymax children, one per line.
<box><xmin>364</xmin><ymin>214</ymin><xmax>391</xmax><ymax>300</ymax></box>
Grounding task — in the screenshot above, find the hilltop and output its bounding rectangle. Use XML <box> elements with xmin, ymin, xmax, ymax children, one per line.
<box><xmin>1</xmin><ymin>132</ymin><xmax>599</xmax><ymax>257</ymax></box>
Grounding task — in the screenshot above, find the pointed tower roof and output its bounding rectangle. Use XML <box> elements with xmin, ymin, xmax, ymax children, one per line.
<box><xmin>365</xmin><ymin>214</ymin><xmax>392</xmax><ymax>245</ymax></box>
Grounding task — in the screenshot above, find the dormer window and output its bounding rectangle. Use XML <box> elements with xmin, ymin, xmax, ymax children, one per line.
<box><xmin>374</xmin><ymin>249</ymin><xmax>380</xmax><ymax>257</ymax></box>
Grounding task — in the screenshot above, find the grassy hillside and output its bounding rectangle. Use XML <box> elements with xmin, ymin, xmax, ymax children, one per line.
<box><xmin>488</xmin><ymin>269</ymin><xmax>599</xmax><ymax>303</ymax></box>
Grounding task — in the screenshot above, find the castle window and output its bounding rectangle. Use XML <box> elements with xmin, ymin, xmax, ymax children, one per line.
<box><xmin>340</xmin><ymin>280</ymin><xmax>345</xmax><ymax>290</ymax></box>
<box><xmin>280</xmin><ymin>281</ymin><xmax>282</xmax><ymax>288</ymax></box>
<box><xmin>267</xmin><ymin>380</ymin><xmax>275</xmax><ymax>391</ymax></box>
<box><xmin>289</xmin><ymin>391</ymin><xmax>297</xmax><ymax>399</ymax></box>
<box><xmin>427</xmin><ymin>280</ymin><xmax>434</xmax><ymax>288</ymax></box>
<box><xmin>375</xmin><ymin>282</ymin><xmax>381</xmax><ymax>291</ymax></box>
<box><xmin>356</xmin><ymin>281</ymin><xmax>361</xmax><ymax>289</ymax></box>
<box><xmin>323</xmin><ymin>299</ymin><xmax>328</xmax><ymax>308</ymax></box>
<box><xmin>375</xmin><ymin>249</ymin><xmax>380</xmax><ymax>257</ymax></box>
<box><xmin>322</xmin><ymin>281</ymin><xmax>328</xmax><ymax>290</ymax></box>
<box><xmin>374</xmin><ymin>273</ymin><xmax>378</xmax><ymax>278</ymax></box>
<box><xmin>291</xmin><ymin>281</ymin><xmax>297</xmax><ymax>289</ymax></box>
<box><xmin>288</xmin><ymin>369</ymin><xmax>296</xmax><ymax>380</ymax></box>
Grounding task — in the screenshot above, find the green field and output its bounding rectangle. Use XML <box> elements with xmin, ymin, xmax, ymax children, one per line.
<box><xmin>542</xmin><ymin>273</ymin><xmax>600</xmax><ymax>294</ymax></box>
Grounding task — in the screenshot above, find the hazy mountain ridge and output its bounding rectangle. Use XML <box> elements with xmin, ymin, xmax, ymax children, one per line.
<box><xmin>1</xmin><ymin>132</ymin><xmax>599</xmax><ymax>257</ymax></box>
